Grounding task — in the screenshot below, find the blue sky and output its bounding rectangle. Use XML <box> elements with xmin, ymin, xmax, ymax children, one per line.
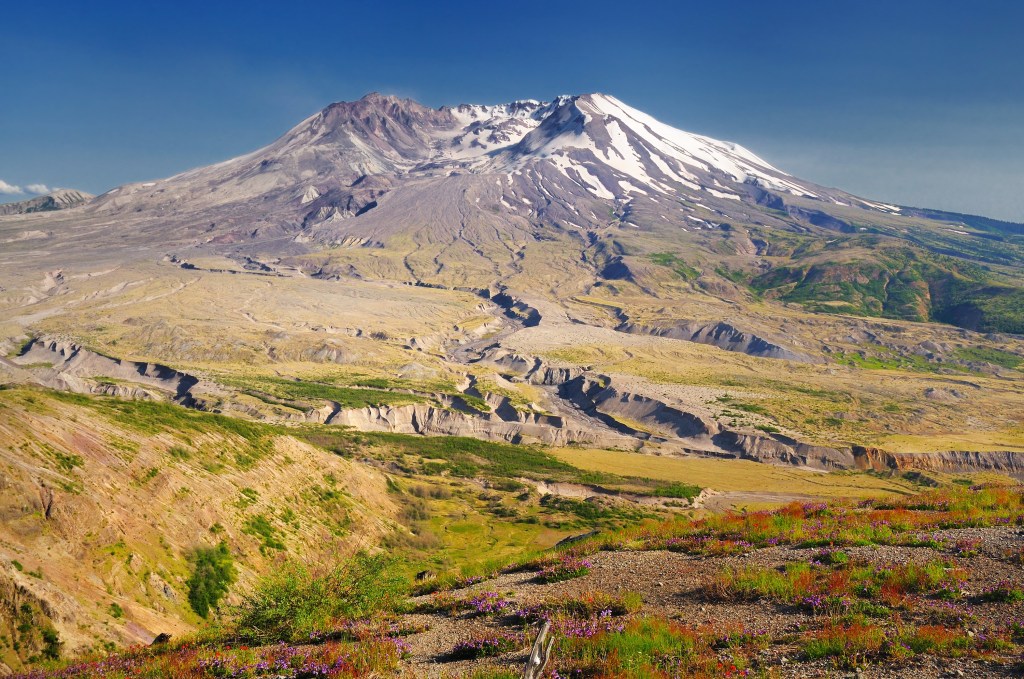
<box><xmin>1</xmin><ymin>0</ymin><xmax>1022</xmax><ymax>220</ymax></box>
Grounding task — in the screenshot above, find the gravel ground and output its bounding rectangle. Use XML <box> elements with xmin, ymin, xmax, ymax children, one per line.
<box><xmin>399</xmin><ymin>526</ymin><xmax>1024</xmax><ymax>677</ymax></box>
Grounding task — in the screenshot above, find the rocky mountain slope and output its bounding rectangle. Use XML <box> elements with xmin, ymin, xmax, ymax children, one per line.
<box><xmin>0</xmin><ymin>189</ymin><xmax>93</xmax><ymax>216</ymax></box>
<box><xmin>5</xmin><ymin>93</ymin><xmax>1022</xmax><ymax>332</ymax></box>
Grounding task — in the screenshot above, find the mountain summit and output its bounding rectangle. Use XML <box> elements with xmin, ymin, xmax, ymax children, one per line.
<box><xmin>79</xmin><ymin>92</ymin><xmax>896</xmax><ymax>252</ymax></box>
<box><xmin>91</xmin><ymin>92</ymin><xmax>841</xmax><ymax>220</ymax></box>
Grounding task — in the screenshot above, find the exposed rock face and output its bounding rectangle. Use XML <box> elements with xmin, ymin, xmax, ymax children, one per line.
<box><xmin>301</xmin><ymin>175</ymin><xmax>392</xmax><ymax>227</ymax></box>
<box><xmin>559</xmin><ymin>376</ymin><xmax>719</xmax><ymax>441</ymax></box>
<box><xmin>490</xmin><ymin>292</ymin><xmax>542</xmax><ymax>328</ymax></box>
<box><xmin>854</xmin><ymin>447</ymin><xmax>1024</xmax><ymax>478</ymax></box>
<box><xmin>617</xmin><ymin>320</ymin><xmax>814</xmax><ymax>362</ymax></box>
<box><xmin>713</xmin><ymin>432</ymin><xmax>856</xmax><ymax>470</ymax></box>
<box><xmin>10</xmin><ymin>337</ymin><xmax>202</xmax><ymax>405</ymax></box>
<box><xmin>8</xmin><ymin>337</ymin><xmax>1022</xmax><ymax>478</ymax></box>
<box><xmin>0</xmin><ymin>570</ymin><xmax>62</xmax><ymax>672</ymax></box>
<box><xmin>707</xmin><ymin>432</ymin><xmax>1024</xmax><ymax>478</ymax></box>
<box><xmin>527</xmin><ymin>365</ymin><xmax>586</xmax><ymax>386</ymax></box>
<box><xmin>328</xmin><ymin>400</ymin><xmax>631</xmax><ymax>449</ymax></box>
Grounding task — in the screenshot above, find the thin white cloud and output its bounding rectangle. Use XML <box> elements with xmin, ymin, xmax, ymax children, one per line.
<box><xmin>25</xmin><ymin>183</ymin><xmax>51</xmax><ymax>194</ymax></box>
<box><xmin>0</xmin><ymin>180</ymin><xmax>24</xmax><ymax>195</ymax></box>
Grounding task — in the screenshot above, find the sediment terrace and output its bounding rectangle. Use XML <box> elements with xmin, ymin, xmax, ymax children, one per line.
<box><xmin>6</xmin><ymin>331</ymin><xmax>1023</xmax><ymax>480</ymax></box>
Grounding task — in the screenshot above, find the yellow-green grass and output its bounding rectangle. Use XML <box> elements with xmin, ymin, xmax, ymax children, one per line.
<box><xmin>547</xmin><ymin>447</ymin><xmax>925</xmax><ymax>499</ymax></box>
<box><xmin>866</xmin><ymin>432</ymin><xmax>1024</xmax><ymax>454</ymax></box>
<box><xmin>528</xmin><ymin>328</ymin><xmax>1024</xmax><ymax>454</ymax></box>
<box><xmin>421</xmin><ymin>498</ymin><xmax>565</xmax><ymax>572</ymax></box>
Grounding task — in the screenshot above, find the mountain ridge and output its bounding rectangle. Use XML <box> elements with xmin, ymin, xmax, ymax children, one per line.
<box><xmin>0</xmin><ymin>188</ymin><xmax>94</xmax><ymax>215</ymax></box>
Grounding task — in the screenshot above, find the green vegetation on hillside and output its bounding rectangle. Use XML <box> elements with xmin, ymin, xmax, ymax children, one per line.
<box><xmin>229</xmin><ymin>375</ymin><xmax>429</xmax><ymax>409</ymax></box>
<box><xmin>749</xmin><ymin>239</ymin><xmax>1024</xmax><ymax>333</ymax></box>
<box><xmin>233</xmin><ymin>553</ymin><xmax>405</xmax><ymax>643</ymax></box>
<box><xmin>955</xmin><ymin>346</ymin><xmax>1023</xmax><ymax>370</ymax></box>
<box><xmin>649</xmin><ymin>252</ymin><xmax>700</xmax><ymax>281</ymax></box>
<box><xmin>186</xmin><ymin>543</ymin><xmax>236</xmax><ymax>619</ymax></box>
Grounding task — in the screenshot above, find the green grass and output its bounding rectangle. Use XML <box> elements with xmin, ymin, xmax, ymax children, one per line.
<box><xmin>554</xmin><ymin>618</ymin><xmax>711</xmax><ymax>675</ymax></box>
<box><xmin>243</xmin><ymin>515</ymin><xmax>286</xmax><ymax>554</ymax></box>
<box><xmin>715</xmin><ymin>265</ymin><xmax>750</xmax><ymax>284</ymax></box>
<box><xmin>233</xmin><ymin>375</ymin><xmax>428</xmax><ymax>409</ymax></box>
<box><xmin>802</xmin><ymin>621</ymin><xmax>884</xmax><ymax>666</ymax></box>
<box><xmin>47</xmin><ymin>389</ymin><xmax>272</xmax><ymax>439</ymax></box>
<box><xmin>43</xmin><ymin>444</ymin><xmax>84</xmax><ymax>473</ymax></box>
<box><xmin>831</xmin><ymin>349</ymin><xmax>944</xmax><ymax>373</ymax></box>
<box><xmin>955</xmin><ymin>346</ymin><xmax>1023</xmax><ymax>370</ymax></box>
<box><xmin>233</xmin><ymin>553</ymin><xmax>406</xmax><ymax>643</ymax></box>
<box><xmin>646</xmin><ymin>481</ymin><xmax>701</xmax><ymax>500</ymax></box>
<box><xmin>649</xmin><ymin>252</ymin><xmax>700</xmax><ymax>281</ymax></box>
<box><xmin>304</xmin><ymin>429</ymin><xmax>576</xmax><ymax>481</ymax></box>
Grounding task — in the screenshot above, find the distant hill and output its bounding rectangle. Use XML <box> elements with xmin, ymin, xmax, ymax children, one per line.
<box><xmin>0</xmin><ymin>188</ymin><xmax>93</xmax><ymax>215</ymax></box>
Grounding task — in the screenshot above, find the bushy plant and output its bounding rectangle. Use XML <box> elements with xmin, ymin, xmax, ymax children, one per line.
<box><xmin>802</xmin><ymin>620</ymin><xmax>884</xmax><ymax>667</ymax></box>
<box><xmin>186</xmin><ymin>542</ymin><xmax>236</xmax><ymax>619</ymax></box>
<box><xmin>233</xmin><ymin>553</ymin><xmax>406</xmax><ymax>642</ymax></box>
<box><xmin>537</xmin><ymin>556</ymin><xmax>592</xmax><ymax>584</ymax></box>
<box><xmin>978</xmin><ymin>581</ymin><xmax>1024</xmax><ymax>603</ymax></box>
<box><xmin>449</xmin><ymin>631</ymin><xmax>523</xmax><ymax>659</ymax></box>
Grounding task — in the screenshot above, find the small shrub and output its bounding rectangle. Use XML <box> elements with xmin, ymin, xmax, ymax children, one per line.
<box><xmin>409</xmin><ymin>591</ymin><xmax>466</xmax><ymax>616</ymax></box>
<box><xmin>537</xmin><ymin>556</ymin><xmax>592</xmax><ymax>584</ymax></box>
<box><xmin>449</xmin><ymin>631</ymin><xmax>523</xmax><ymax>659</ymax></box>
<box><xmin>553</xmin><ymin>617</ymin><xmax>709</xmax><ymax>675</ymax></box>
<box><xmin>40</xmin><ymin>626</ymin><xmax>62</xmax><ymax>661</ymax></box>
<box><xmin>543</xmin><ymin>590</ymin><xmax>642</xmax><ymax>618</ymax></box>
<box><xmin>950</xmin><ymin>538</ymin><xmax>981</xmax><ymax>557</ymax></box>
<box><xmin>233</xmin><ymin>553</ymin><xmax>406</xmax><ymax>642</ymax></box>
<box><xmin>186</xmin><ymin>542</ymin><xmax>236</xmax><ymax>619</ymax></box>
<box><xmin>899</xmin><ymin>625</ymin><xmax>973</xmax><ymax>657</ymax></box>
<box><xmin>978</xmin><ymin>581</ymin><xmax>1024</xmax><ymax>603</ymax></box>
<box><xmin>813</xmin><ymin>549</ymin><xmax>849</xmax><ymax>566</ymax></box>
<box><xmin>168</xmin><ymin>445</ymin><xmax>191</xmax><ymax>460</ymax></box>
<box><xmin>621</xmin><ymin>591</ymin><xmax>644</xmax><ymax>613</ymax></box>
<box><xmin>466</xmin><ymin>591</ymin><xmax>514</xmax><ymax>615</ymax></box>
<box><xmin>648</xmin><ymin>482</ymin><xmax>701</xmax><ymax>500</ymax></box>
<box><xmin>243</xmin><ymin>514</ymin><xmax>286</xmax><ymax>553</ymax></box>
<box><xmin>803</xmin><ymin>621</ymin><xmax>884</xmax><ymax>667</ymax></box>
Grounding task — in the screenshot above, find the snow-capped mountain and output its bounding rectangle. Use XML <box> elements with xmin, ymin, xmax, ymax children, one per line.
<box><xmin>79</xmin><ymin>92</ymin><xmax>908</xmax><ymax>250</ymax></box>
<box><xmin>2</xmin><ymin>91</ymin><xmax>1022</xmax><ymax>332</ymax></box>
<box><xmin>1</xmin><ymin>95</ymin><xmax>1018</xmax><ymax>354</ymax></box>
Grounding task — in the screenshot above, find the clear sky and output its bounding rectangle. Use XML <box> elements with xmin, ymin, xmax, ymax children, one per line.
<box><xmin>1</xmin><ymin>0</ymin><xmax>1022</xmax><ymax>221</ymax></box>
